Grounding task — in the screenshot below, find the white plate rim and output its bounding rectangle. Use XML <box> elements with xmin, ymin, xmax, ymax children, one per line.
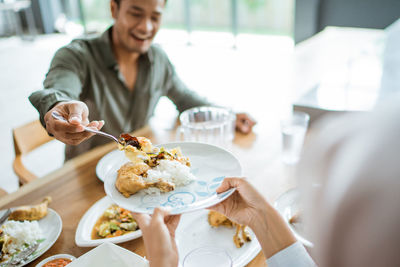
<box><xmin>96</xmin><ymin>150</ymin><xmax>122</xmax><ymax>182</ymax></box>
<box><xmin>103</xmin><ymin>142</ymin><xmax>241</xmax><ymax>215</ymax></box>
<box><xmin>75</xmin><ymin>196</ymin><xmax>142</xmax><ymax>247</ymax></box>
<box><xmin>274</xmin><ymin>188</ymin><xmax>314</xmax><ymax>247</ymax></box>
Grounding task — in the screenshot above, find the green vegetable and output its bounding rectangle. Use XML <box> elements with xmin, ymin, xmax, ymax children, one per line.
<box><xmin>98</xmin><ymin>222</ymin><xmax>111</xmax><ymax>237</ymax></box>
<box><xmin>120</xmin><ymin>222</ymin><xmax>137</xmax><ymax>231</ymax></box>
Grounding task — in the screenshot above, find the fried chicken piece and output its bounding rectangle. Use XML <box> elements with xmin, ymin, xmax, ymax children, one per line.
<box><xmin>289</xmin><ymin>211</ymin><xmax>302</xmax><ymax>224</ymax></box>
<box><xmin>154</xmin><ymin>180</ymin><xmax>175</xmax><ymax>193</ymax></box>
<box><xmin>242</xmin><ymin>225</ymin><xmax>252</xmax><ymax>242</ymax></box>
<box><xmin>208</xmin><ymin>210</ymin><xmax>252</xmax><ymax>248</ymax></box>
<box><xmin>234</xmin><ymin>225</ymin><xmax>245</xmax><ymax>248</ymax></box>
<box><xmin>116</xmin><ymin>162</ymin><xmax>175</xmax><ymax>197</ymax></box>
<box><xmin>9</xmin><ymin>196</ymin><xmax>52</xmax><ymax>221</ymax></box>
<box><xmin>116</xmin><ymin>163</ymin><xmax>149</xmax><ymax>197</ymax></box>
<box><xmin>208</xmin><ymin>210</ymin><xmax>233</xmax><ymax>227</ymax></box>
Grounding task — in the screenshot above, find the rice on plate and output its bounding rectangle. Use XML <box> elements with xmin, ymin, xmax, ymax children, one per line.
<box><xmin>144</xmin><ymin>159</ymin><xmax>195</xmax><ymax>195</ymax></box>
<box><xmin>1</xmin><ymin>220</ymin><xmax>43</xmax><ymax>262</ymax></box>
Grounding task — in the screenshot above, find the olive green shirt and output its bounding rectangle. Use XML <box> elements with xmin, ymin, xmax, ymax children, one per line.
<box><xmin>29</xmin><ymin>27</ymin><xmax>209</xmax><ymax>160</ymax></box>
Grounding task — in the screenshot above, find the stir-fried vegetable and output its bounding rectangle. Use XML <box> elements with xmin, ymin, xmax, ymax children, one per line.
<box><xmin>93</xmin><ymin>205</ymin><xmax>138</xmax><ymax>239</ymax></box>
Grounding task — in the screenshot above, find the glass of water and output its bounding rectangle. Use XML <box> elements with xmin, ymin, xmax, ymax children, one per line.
<box><xmin>183</xmin><ymin>246</ymin><xmax>232</xmax><ymax>267</ymax></box>
<box><xmin>178</xmin><ymin>106</ymin><xmax>236</xmax><ymax>147</ymax></box>
<box><xmin>280</xmin><ymin>111</ymin><xmax>310</xmax><ymax>165</ymax></box>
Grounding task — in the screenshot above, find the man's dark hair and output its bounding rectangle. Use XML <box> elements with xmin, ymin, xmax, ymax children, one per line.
<box><xmin>113</xmin><ymin>0</ymin><xmax>167</xmax><ymax>7</ymax></box>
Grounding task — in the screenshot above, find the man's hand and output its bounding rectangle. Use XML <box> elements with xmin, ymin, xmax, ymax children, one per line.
<box><xmin>132</xmin><ymin>208</ymin><xmax>181</xmax><ymax>267</ymax></box>
<box><xmin>235</xmin><ymin>113</ymin><xmax>256</xmax><ymax>134</ymax></box>
<box><xmin>44</xmin><ymin>100</ymin><xmax>104</xmax><ymax>145</ymax></box>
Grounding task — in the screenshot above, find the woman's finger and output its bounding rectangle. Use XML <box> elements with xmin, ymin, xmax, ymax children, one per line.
<box><xmin>132</xmin><ymin>212</ymin><xmax>151</xmax><ymax>228</ymax></box>
<box><xmin>215</xmin><ymin>177</ymin><xmax>243</xmax><ymax>193</ymax></box>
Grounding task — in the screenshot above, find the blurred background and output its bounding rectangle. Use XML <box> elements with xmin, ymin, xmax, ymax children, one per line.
<box><xmin>1</xmin><ymin>0</ymin><xmax>399</xmax><ymax>193</ymax></box>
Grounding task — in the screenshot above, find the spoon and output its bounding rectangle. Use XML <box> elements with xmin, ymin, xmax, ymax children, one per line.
<box><xmin>51</xmin><ymin>111</ymin><xmax>122</xmax><ymax>145</ymax></box>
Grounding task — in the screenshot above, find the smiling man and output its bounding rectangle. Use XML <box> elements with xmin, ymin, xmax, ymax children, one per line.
<box><xmin>29</xmin><ymin>0</ymin><xmax>256</xmax><ymax>160</ymax></box>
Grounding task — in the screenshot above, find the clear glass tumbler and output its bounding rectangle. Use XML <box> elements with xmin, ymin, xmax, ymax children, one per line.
<box><xmin>183</xmin><ymin>246</ymin><xmax>232</xmax><ymax>267</ymax></box>
<box><xmin>280</xmin><ymin>111</ymin><xmax>310</xmax><ymax>165</ymax></box>
<box><xmin>178</xmin><ymin>106</ymin><xmax>236</xmax><ymax>147</ymax></box>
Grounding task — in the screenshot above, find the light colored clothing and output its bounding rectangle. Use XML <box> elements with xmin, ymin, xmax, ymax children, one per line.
<box><xmin>266</xmin><ymin>241</ymin><xmax>316</xmax><ymax>267</ymax></box>
<box><xmin>29</xmin><ymin>27</ymin><xmax>209</xmax><ymax>160</ymax></box>
<box><xmin>299</xmin><ymin>97</ymin><xmax>400</xmax><ymax>267</ymax></box>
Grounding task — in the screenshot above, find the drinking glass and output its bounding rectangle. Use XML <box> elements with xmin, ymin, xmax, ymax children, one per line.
<box><xmin>280</xmin><ymin>111</ymin><xmax>310</xmax><ymax>165</ymax></box>
<box><xmin>178</xmin><ymin>106</ymin><xmax>235</xmax><ymax>147</ymax></box>
<box><xmin>183</xmin><ymin>246</ymin><xmax>232</xmax><ymax>267</ymax></box>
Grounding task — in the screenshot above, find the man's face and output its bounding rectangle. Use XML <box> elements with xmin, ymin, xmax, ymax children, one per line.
<box><xmin>111</xmin><ymin>0</ymin><xmax>165</xmax><ymax>54</ymax></box>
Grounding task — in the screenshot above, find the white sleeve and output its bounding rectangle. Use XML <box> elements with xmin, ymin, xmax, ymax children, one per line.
<box><xmin>266</xmin><ymin>241</ymin><xmax>316</xmax><ymax>267</ymax></box>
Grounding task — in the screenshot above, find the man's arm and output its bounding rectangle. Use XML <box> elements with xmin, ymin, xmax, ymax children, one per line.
<box><xmin>29</xmin><ymin>42</ymin><xmax>104</xmax><ymax>145</ymax></box>
<box><xmin>29</xmin><ymin>42</ymin><xmax>87</xmax><ymax>127</ymax></box>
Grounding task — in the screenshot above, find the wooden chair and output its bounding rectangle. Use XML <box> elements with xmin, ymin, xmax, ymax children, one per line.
<box><xmin>13</xmin><ymin>120</ymin><xmax>54</xmax><ymax>185</ymax></box>
<box><xmin>0</xmin><ymin>187</ymin><xmax>7</xmax><ymax>198</ymax></box>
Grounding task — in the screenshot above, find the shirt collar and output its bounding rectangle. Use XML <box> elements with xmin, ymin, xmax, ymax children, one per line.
<box><xmin>99</xmin><ymin>26</ymin><xmax>154</xmax><ymax>69</ymax></box>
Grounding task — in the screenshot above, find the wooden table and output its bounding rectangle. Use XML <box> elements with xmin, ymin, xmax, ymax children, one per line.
<box><xmin>0</xmin><ymin>116</ymin><xmax>297</xmax><ymax>266</ymax></box>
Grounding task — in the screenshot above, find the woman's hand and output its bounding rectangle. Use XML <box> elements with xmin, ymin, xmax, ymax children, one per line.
<box><xmin>209</xmin><ymin>177</ymin><xmax>297</xmax><ymax>259</ymax></box>
<box><xmin>208</xmin><ymin>177</ymin><xmax>268</xmax><ymax>229</ymax></box>
<box><xmin>132</xmin><ymin>208</ymin><xmax>181</xmax><ymax>267</ymax></box>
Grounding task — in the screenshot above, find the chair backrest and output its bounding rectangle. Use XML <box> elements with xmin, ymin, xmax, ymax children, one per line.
<box><xmin>0</xmin><ymin>187</ymin><xmax>7</xmax><ymax>198</ymax></box>
<box><xmin>13</xmin><ymin>120</ymin><xmax>54</xmax><ymax>184</ymax></box>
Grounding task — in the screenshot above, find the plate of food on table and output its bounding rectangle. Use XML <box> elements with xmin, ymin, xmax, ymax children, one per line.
<box><xmin>103</xmin><ymin>135</ymin><xmax>241</xmax><ymax>214</ymax></box>
<box><xmin>175</xmin><ymin>209</ymin><xmax>261</xmax><ymax>267</ymax></box>
<box><xmin>0</xmin><ymin>197</ymin><xmax>62</xmax><ymax>267</ymax></box>
<box><xmin>75</xmin><ymin>196</ymin><xmax>142</xmax><ymax>247</ymax></box>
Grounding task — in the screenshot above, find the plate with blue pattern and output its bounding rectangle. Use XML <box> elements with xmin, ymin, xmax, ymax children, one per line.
<box><xmin>104</xmin><ymin>142</ymin><xmax>241</xmax><ymax>214</ymax></box>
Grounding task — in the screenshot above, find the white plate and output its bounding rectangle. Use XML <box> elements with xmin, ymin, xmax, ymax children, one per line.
<box><xmin>35</xmin><ymin>254</ymin><xmax>76</xmax><ymax>267</ymax></box>
<box><xmin>274</xmin><ymin>188</ymin><xmax>313</xmax><ymax>247</ymax></box>
<box><xmin>68</xmin><ymin>242</ymin><xmax>148</xmax><ymax>267</ymax></box>
<box><xmin>96</xmin><ymin>150</ymin><xmax>125</xmax><ymax>182</ymax></box>
<box><xmin>176</xmin><ymin>209</ymin><xmax>261</xmax><ymax>267</ymax></box>
<box><xmin>75</xmin><ymin>196</ymin><xmax>142</xmax><ymax>247</ymax></box>
<box><xmin>104</xmin><ymin>142</ymin><xmax>241</xmax><ymax>215</ymax></box>
<box><xmin>0</xmin><ymin>208</ymin><xmax>62</xmax><ymax>267</ymax></box>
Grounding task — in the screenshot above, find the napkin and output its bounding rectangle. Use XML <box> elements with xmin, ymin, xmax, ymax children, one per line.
<box><xmin>68</xmin><ymin>242</ymin><xmax>149</xmax><ymax>267</ymax></box>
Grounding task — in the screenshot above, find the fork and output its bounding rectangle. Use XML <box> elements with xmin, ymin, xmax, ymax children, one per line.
<box><xmin>51</xmin><ymin>111</ymin><xmax>122</xmax><ymax>145</ymax></box>
<box><xmin>0</xmin><ymin>208</ymin><xmax>11</xmax><ymax>226</ymax></box>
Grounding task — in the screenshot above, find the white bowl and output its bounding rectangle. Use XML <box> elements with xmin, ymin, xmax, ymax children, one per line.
<box><xmin>35</xmin><ymin>254</ymin><xmax>76</xmax><ymax>267</ymax></box>
<box><xmin>75</xmin><ymin>196</ymin><xmax>142</xmax><ymax>247</ymax></box>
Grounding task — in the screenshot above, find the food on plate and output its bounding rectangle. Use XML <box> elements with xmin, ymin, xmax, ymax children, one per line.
<box><xmin>116</xmin><ymin>162</ymin><xmax>175</xmax><ymax>197</ymax></box>
<box><xmin>9</xmin><ymin>196</ymin><xmax>52</xmax><ymax>221</ymax></box>
<box><xmin>91</xmin><ymin>204</ymin><xmax>139</xmax><ymax>239</ymax></box>
<box><xmin>208</xmin><ymin>210</ymin><xmax>251</xmax><ymax>248</ymax></box>
<box><xmin>289</xmin><ymin>210</ymin><xmax>302</xmax><ymax>224</ymax></box>
<box><xmin>115</xmin><ymin>135</ymin><xmax>195</xmax><ymax>197</ymax></box>
<box><xmin>42</xmin><ymin>258</ymin><xmax>72</xmax><ymax>267</ymax></box>
<box><xmin>0</xmin><ymin>220</ymin><xmax>43</xmax><ymax>263</ymax></box>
